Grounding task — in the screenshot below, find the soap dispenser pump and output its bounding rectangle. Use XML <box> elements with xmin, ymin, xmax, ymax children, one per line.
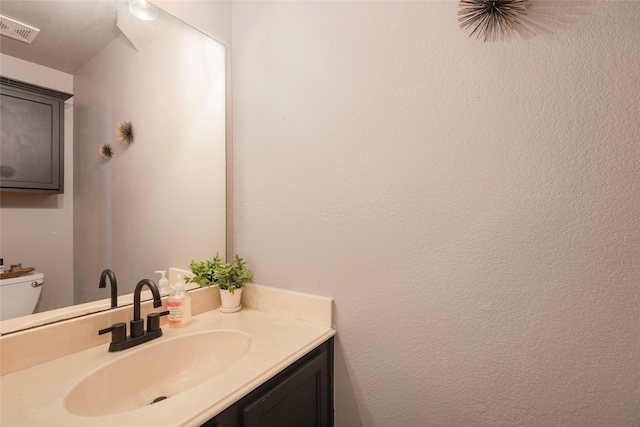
<box><xmin>155</xmin><ymin>270</ymin><xmax>171</xmax><ymax>296</ymax></box>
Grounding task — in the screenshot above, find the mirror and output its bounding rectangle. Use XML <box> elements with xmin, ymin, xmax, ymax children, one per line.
<box><xmin>0</xmin><ymin>0</ymin><xmax>226</xmax><ymax>334</ymax></box>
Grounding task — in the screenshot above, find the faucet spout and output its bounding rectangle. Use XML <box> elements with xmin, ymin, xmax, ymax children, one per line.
<box><xmin>99</xmin><ymin>269</ymin><xmax>118</xmax><ymax>308</ymax></box>
<box><xmin>133</xmin><ymin>279</ymin><xmax>162</xmax><ymax>321</ymax></box>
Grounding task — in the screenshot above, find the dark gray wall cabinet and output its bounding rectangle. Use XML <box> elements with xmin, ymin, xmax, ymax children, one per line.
<box><xmin>203</xmin><ymin>338</ymin><xmax>334</xmax><ymax>427</ymax></box>
<box><xmin>1</xmin><ymin>77</ymin><xmax>72</xmax><ymax>193</ymax></box>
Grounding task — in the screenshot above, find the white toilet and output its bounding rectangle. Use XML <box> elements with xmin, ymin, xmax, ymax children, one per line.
<box><xmin>0</xmin><ymin>272</ymin><xmax>44</xmax><ymax>321</ymax></box>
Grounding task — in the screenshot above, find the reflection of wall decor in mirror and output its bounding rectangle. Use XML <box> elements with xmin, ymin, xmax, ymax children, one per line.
<box><xmin>117</xmin><ymin>120</ymin><xmax>134</xmax><ymax>145</ymax></box>
<box><xmin>458</xmin><ymin>0</ymin><xmax>531</xmax><ymax>42</ymax></box>
<box><xmin>0</xmin><ymin>0</ymin><xmax>226</xmax><ymax>334</ymax></box>
<box><xmin>99</xmin><ymin>143</ymin><xmax>114</xmax><ymax>160</ymax></box>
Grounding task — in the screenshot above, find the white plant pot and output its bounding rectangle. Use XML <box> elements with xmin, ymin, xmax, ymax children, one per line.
<box><xmin>219</xmin><ymin>288</ymin><xmax>242</xmax><ymax>313</ymax></box>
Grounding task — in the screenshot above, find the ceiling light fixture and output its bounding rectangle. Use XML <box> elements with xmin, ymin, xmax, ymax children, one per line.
<box><xmin>128</xmin><ymin>0</ymin><xmax>158</xmax><ymax>21</ymax></box>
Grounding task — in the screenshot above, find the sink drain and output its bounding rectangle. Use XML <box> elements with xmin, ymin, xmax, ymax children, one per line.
<box><xmin>151</xmin><ymin>396</ymin><xmax>168</xmax><ymax>405</ymax></box>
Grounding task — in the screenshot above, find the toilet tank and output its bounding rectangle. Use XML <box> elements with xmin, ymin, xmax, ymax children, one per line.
<box><xmin>0</xmin><ymin>272</ymin><xmax>44</xmax><ymax>321</ymax></box>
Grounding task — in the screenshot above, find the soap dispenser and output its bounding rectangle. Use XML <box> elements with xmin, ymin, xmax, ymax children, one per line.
<box><xmin>167</xmin><ymin>274</ymin><xmax>191</xmax><ymax>327</ymax></box>
<box><xmin>155</xmin><ymin>270</ymin><xmax>171</xmax><ymax>296</ymax></box>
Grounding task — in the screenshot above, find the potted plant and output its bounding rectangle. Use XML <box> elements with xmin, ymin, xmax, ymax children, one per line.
<box><xmin>185</xmin><ymin>254</ymin><xmax>223</xmax><ymax>287</ymax></box>
<box><xmin>186</xmin><ymin>254</ymin><xmax>253</xmax><ymax>313</ymax></box>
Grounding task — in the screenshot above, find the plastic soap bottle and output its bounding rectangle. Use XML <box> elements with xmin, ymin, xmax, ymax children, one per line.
<box><xmin>167</xmin><ymin>274</ymin><xmax>191</xmax><ymax>327</ymax></box>
<box><xmin>155</xmin><ymin>270</ymin><xmax>171</xmax><ymax>296</ymax></box>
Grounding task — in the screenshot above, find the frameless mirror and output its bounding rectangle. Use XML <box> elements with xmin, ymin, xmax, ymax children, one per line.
<box><xmin>0</xmin><ymin>0</ymin><xmax>226</xmax><ymax>334</ymax></box>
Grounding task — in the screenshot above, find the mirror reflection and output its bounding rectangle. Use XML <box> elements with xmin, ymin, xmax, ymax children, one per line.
<box><xmin>0</xmin><ymin>0</ymin><xmax>226</xmax><ymax>334</ymax></box>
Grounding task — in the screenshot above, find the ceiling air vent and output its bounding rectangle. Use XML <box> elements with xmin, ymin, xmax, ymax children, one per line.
<box><xmin>0</xmin><ymin>14</ymin><xmax>40</xmax><ymax>44</ymax></box>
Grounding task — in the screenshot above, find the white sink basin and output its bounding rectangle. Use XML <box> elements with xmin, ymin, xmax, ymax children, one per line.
<box><xmin>64</xmin><ymin>330</ymin><xmax>251</xmax><ymax>416</ymax></box>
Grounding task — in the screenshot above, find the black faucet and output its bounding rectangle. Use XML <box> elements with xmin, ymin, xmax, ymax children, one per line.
<box><xmin>99</xmin><ymin>279</ymin><xmax>168</xmax><ymax>352</ymax></box>
<box><xmin>98</xmin><ymin>269</ymin><xmax>118</xmax><ymax>308</ymax></box>
<box><xmin>131</xmin><ymin>279</ymin><xmax>163</xmax><ymax>338</ymax></box>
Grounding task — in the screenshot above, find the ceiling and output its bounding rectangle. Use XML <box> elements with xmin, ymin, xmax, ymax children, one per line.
<box><xmin>0</xmin><ymin>1</ymin><xmax>123</xmax><ymax>74</ymax></box>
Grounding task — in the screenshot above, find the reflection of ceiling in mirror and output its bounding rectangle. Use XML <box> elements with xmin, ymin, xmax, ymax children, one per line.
<box><xmin>0</xmin><ymin>1</ymin><xmax>226</xmax><ymax>334</ymax></box>
<box><xmin>0</xmin><ymin>1</ymin><xmax>121</xmax><ymax>73</ymax></box>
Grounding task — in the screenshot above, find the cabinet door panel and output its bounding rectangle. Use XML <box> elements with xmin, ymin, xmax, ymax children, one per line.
<box><xmin>243</xmin><ymin>351</ymin><xmax>328</xmax><ymax>427</ymax></box>
<box><xmin>1</xmin><ymin>93</ymin><xmax>58</xmax><ymax>185</ymax></box>
<box><xmin>1</xmin><ymin>78</ymin><xmax>71</xmax><ymax>193</ymax></box>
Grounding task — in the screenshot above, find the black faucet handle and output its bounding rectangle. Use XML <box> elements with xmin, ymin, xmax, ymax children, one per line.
<box><xmin>147</xmin><ymin>310</ymin><xmax>169</xmax><ymax>333</ymax></box>
<box><xmin>98</xmin><ymin>322</ymin><xmax>127</xmax><ymax>344</ymax></box>
<box><xmin>130</xmin><ymin>318</ymin><xmax>144</xmax><ymax>339</ymax></box>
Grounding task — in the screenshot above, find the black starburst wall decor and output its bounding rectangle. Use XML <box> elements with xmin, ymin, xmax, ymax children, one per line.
<box><xmin>458</xmin><ymin>0</ymin><xmax>531</xmax><ymax>42</ymax></box>
<box><xmin>99</xmin><ymin>143</ymin><xmax>114</xmax><ymax>160</ymax></box>
<box><xmin>116</xmin><ymin>120</ymin><xmax>135</xmax><ymax>145</ymax></box>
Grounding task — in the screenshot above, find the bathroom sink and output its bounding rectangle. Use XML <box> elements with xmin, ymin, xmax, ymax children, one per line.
<box><xmin>64</xmin><ymin>330</ymin><xmax>251</xmax><ymax>416</ymax></box>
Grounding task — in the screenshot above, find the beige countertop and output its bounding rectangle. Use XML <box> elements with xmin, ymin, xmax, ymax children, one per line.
<box><xmin>0</xmin><ymin>286</ymin><xmax>335</xmax><ymax>426</ymax></box>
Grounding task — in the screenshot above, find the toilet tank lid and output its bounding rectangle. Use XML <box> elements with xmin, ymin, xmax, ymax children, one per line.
<box><xmin>0</xmin><ymin>271</ymin><xmax>44</xmax><ymax>286</ymax></box>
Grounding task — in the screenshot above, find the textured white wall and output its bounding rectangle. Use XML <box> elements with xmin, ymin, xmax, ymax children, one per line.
<box><xmin>232</xmin><ymin>2</ymin><xmax>640</xmax><ymax>426</ymax></box>
<box><xmin>0</xmin><ymin>54</ymin><xmax>74</xmax><ymax>313</ymax></box>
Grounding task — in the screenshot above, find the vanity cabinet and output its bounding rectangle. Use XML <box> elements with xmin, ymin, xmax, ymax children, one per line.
<box><xmin>203</xmin><ymin>338</ymin><xmax>334</xmax><ymax>427</ymax></box>
<box><xmin>0</xmin><ymin>77</ymin><xmax>72</xmax><ymax>193</ymax></box>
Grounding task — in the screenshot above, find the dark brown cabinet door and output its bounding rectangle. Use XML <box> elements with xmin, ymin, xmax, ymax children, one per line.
<box><xmin>243</xmin><ymin>351</ymin><xmax>329</xmax><ymax>427</ymax></box>
<box><xmin>1</xmin><ymin>77</ymin><xmax>72</xmax><ymax>193</ymax></box>
<box><xmin>202</xmin><ymin>338</ymin><xmax>334</xmax><ymax>427</ymax></box>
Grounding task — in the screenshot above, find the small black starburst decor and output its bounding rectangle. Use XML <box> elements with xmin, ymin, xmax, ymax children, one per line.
<box><xmin>458</xmin><ymin>0</ymin><xmax>531</xmax><ymax>42</ymax></box>
<box><xmin>99</xmin><ymin>143</ymin><xmax>114</xmax><ymax>160</ymax></box>
<box><xmin>116</xmin><ymin>120</ymin><xmax>135</xmax><ymax>145</ymax></box>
